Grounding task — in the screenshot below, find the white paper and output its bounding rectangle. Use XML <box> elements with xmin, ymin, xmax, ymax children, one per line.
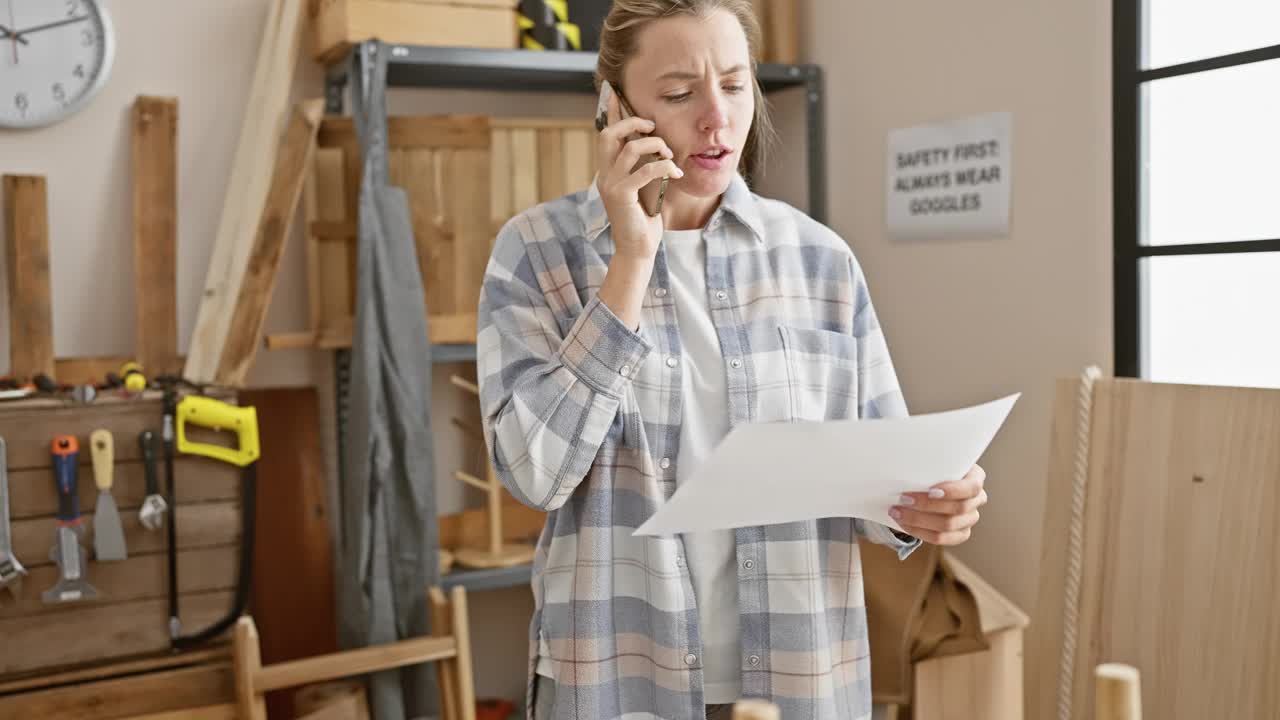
<box><xmin>634</xmin><ymin>393</ymin><xmax>1019</xmax><ymax>537</ymax></box>
<box><xmin>886</xmin><ymin>111</ymin><xmax>1012</xmax><ymax>241</ymax></box>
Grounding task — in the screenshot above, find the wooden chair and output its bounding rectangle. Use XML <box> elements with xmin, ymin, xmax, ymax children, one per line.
<box><xmin>232</xmin><ymin>585</ymin><xmax>476</xmax><ymax>720</ymax></box>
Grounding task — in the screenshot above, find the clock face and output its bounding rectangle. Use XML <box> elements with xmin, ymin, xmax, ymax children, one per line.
<box><xmin>0</xmin><ymin>0</ymin><xmax>114</xmax><ymax>129</ymax></box>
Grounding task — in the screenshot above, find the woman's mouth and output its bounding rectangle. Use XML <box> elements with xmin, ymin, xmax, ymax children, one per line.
<box><xmin>691</xmin><ymin>147</ymin><xmax>732</xmax><ymax>171</ymax></box>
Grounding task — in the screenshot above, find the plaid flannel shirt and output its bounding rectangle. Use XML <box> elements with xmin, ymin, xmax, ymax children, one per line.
<box><xmin>477</xmin><ymin>174</ymin><xmax>919</xmax><ymax>720</ymax></box>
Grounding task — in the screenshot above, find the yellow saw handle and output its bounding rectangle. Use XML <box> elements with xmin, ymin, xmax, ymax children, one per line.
<box><xmin>176</xmin><ymin>396</ymin><xmax>260</xmax><ymax>467</ymax></box>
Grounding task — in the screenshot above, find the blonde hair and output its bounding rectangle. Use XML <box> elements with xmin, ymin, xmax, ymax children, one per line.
<box><xmin>595</xmin><ymin>0</ymin><xmax>775</xmax><ymax>178</ymax></box>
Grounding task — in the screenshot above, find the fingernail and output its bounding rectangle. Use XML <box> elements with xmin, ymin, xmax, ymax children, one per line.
<box><xmin>674</xmin><ymin>168</ymin><xmax>684</xmax><ymax>177</ymax></box>
<box><xmin>928</xmin><ymin>488</ymin><xmax>945</xmax><ymax>499</ymax></box>
<box><xmin>898</xmin><ymin>495</ymin><xmax>915</xmax><ymax>506</ymax></box>
<box><xmin>889</xmin><ymin>507</ymin><xmax>902</xmax><ymax>520</ymax></box>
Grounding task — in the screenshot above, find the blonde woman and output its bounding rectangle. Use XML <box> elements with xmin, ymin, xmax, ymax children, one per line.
<box><xmin>477</xmin><ymin>1</ymin><xmax>989</xmax><ymax>718</ymax></box>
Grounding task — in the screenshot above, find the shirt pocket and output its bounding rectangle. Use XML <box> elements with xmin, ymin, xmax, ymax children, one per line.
<box><xmin>778</xmin><ymin>325</ymin><xmax>860</xmax><ymax>423</ymax></box>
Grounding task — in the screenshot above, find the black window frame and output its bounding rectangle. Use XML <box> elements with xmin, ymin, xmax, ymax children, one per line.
<box><xmin>1113</xmin><ymin>1</ymin><xmax>1280</xmax><ymax>378</ymax></box>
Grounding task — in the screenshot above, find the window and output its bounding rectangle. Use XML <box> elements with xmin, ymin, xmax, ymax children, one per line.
<box><xmin>1114</xmin><ymin>0</ymin><xmax>1280</xmax><ymax>387</ymax></box>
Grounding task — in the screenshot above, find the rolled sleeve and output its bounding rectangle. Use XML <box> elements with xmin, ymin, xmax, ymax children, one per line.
<box><xmin>557</xmin><ymin>294</ymin><xmax>653</xmax><ymax>399</ymax></box>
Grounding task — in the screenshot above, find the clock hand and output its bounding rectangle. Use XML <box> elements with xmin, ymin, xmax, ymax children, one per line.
<box><xmin>0</xmin><ymin>24</ymin><xmax>28</xmax><ymax>45</ymax></box>
<box><xmin>5</xmin><ymin>0</ymin><xmax>15</xmax><ymax>64</ymax></box>
<box><xmin>11</xmin><ymin>14</ymin><xmax>90</xmax><ymax>41</ymax></box>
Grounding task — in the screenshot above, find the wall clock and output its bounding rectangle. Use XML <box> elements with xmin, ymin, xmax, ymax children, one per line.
<box><xmin>0</xmin><ymin>0</ymin><xmax>115</xmax><ymax>129</ymax></box>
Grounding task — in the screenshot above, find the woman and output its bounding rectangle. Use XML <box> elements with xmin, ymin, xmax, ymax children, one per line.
<box><xmin>477</xmin><ymin>1</ymin><xmax>988</xmax><ymax>718</ymax></box>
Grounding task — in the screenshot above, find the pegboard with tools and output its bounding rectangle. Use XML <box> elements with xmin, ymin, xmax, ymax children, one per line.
<box><xmin>0</xmin><ymin>390</ymin><xmax>247</xmax><ymax>682</ymax></box>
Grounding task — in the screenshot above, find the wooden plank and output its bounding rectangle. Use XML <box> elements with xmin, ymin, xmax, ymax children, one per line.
<box><xmin>0</xmin><ymin>402</ymin><xmax>163</xmax><ymax>470</ymax></box>
<box><xmin>11</xmin><ymin>502</ymin><xmax>241</xmax><ymax>569</ymax></box>
<box><xmin>119</xmin><ymin>705</ymin><xmax>237</xmax><ymax>720</ymax></box>
<box><xmin>303</xmin><ymin>147</ymin><xmax>324</xmax><ymax>334</ymax></box>
<box><xmin>0</xmin><ymin>546</ymin><xmax>237</xmax><ymax>619</ymax></box>
<box><xmin>240</xmin><ymin>387</ymin><xmax>336</xmax><ymax>720</ymax></box>
<box><xmin>185</xmin><ymin>0</ymin><xmax>304</xmax><ymax>384</ymax></box>
<box><xmin>561</xmin><ymin>128</ymin><xmax>594</xmax><ymax>195</ymax></box>
<box><xmin>451</xmin><ymin>149</ymin><xmax>491</xmax><ymax>319</ymax></box>
<box><xmin>232</xmin><ymin>619</ymin><xmax>267</xmax><ymax>720</ymax></box>
<box><xmin>913</xmin><ymin>628</ymin><xmax>1023</xmax><ymax>720</ymax></box>
<box><xmin>490</xmin><ymin>127</ymin><xmax>512</xmax><ymax>235</ymax></box>
<box><xmin>510</xmin><ymin>129</ymin><xmax>538</xmax><ymax>212</ymax></box>
<box><xmin>132</xmin><ymin>96</ymin><xmax>181</xmax><ymax>377</ymax></box>
<box><xmin>0</xmin><ymin>647</ymin><xmax>228</xmax><ymax>696</ymax></box>
<box><xmin>491</xmin><ymin>117</ymin><xmax>594</xmax><ymax>131</ymax></box>
<box><xmin>3</xmin><ymin>175</ymin><xmax>54</xmax><ymax>378</ymax></box>
<box><xmin>254</xmin><ymin>636</ymin><xmax>457</xmax><ymax>693</ymax></box>
<box><xmin>437</xmin><ymin>495</ymin><xmax>543</xmax><ymax>552</ymax></box>
<box><xmin>392</xmin><ymin>148</ymin><xmax>450</xmax><ymax>315</ymax></box>
<box><xmin>536</xmin><ymin>128</ymin><xmax>564</xmax><ymax>203</ymax></box>
<box><xmin>1030</xmin><ymin>378</ymin><xmax>1280</xmax><ymax>720</ymax></box>
<box><xmin>8</xmin><ymin>458</ymin><xmax>239</xmax><ymax>519</ymax></box>
<box><xmin>53</xmin><ymin>356</ymin><xmax>136</xmax><ymax>386</ymax></box>
<box><xmin>0</xmin><ymin>591</ymin><xmax>237</xmax><ymax>675</ymax></box>
<box><xmin>0</xmin><ymin>661</ymin><xmax>234</xmax><ymax>720</ymax></box>
<box><xmin>311</xmin><ymin>149</ymin><xmax>353</xmax><ymax>331</ymax></box>
<box><xmin>215</xmin><ymin>98</ymin><xmax>325</xmax><ymax>387</ymax></box>
<box><xmin>291</xmin><ymin>312</ymin><xmax>476</xmax><ymax>350</ymax></box>
<box><xmin>766</xmin><ymin>0</ymin><xmax>799</xmax><ymax>63</ymax></box>
<box><xmin>317</xmin><ymin>115</ymin><xmax>489</xmax><ymax>151</ymax></box>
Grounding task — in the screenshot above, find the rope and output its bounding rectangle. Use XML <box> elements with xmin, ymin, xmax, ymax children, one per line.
<box><xmin>1058</xmin><ymin>364</ymin><xmax>1102</xmax><ymax>720</ymax></box>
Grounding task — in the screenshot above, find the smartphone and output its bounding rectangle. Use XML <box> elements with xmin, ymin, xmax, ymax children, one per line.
<box><xmin>595</xmin><ymin>80</ymin><xmax>668</xmax><ymax>217</ymax></box>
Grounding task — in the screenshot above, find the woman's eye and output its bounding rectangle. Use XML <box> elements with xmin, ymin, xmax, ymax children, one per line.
<box><xmin>664</xmin><ymin>93</ymin><xmax>692</xmax><ymax>103</ymax></box>
<box><xmin>724</xmin><ymin>85</ymin><xmax>746</xmax><ymax>93</ymax></box>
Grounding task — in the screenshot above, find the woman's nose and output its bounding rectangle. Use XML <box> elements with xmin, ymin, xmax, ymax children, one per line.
<box><xmin>699</xmin><ymin>93</ymin><xmax>730</xmax><ymax>132</ymax></box>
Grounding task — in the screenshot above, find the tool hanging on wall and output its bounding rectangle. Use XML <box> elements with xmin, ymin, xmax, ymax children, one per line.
<box><xmin>518</xmin><ymin>0</ymin><xmax>582</xmax><ymax>50</ymax></box>
<box><xmin>0</xmin><ymin>437</ymin><xmax>27</xmax><ymax>600</ymax></box>
<box><xmin>90</xmin><ymin>429</ymin><xmax>128</xmax><ymax>561</ymax></box>
<box><xmin>161</xmin><ymin>384</ymin><xmax>181</xmax><ymax>638</ymax></box>
<box><xmin>43</xmin><ymin>436</ymin><xmax>99</xmax><ymax>604</ymax></box>
<box><xmin>166</xmin><ymin>390</ymin><xmax>260</xmax><ymax>649</ymax></box>
<box><xmin>137</xmin><ymin>430</ymin><xmax>168</xmax><ymax>531</ymax></box>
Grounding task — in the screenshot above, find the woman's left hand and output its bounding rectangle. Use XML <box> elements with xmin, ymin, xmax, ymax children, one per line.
<box><xmin>889</xmin><ymin>465</ymin><xmax>987</xmax><ymax>546</ymax></box>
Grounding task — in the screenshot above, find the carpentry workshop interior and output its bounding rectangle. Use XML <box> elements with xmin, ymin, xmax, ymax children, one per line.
<box><xmin>0</xmin><ymin>0</ymin><xmax>1275</xmax><ymax>719</ymax></box>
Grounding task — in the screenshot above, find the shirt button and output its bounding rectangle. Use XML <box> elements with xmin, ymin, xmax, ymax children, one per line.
<box><xmin>749</xmin><ymin>654</ymin><xmax>761</xmax><ymax>666</ymax></box>
<box><xmin>685</xmin><ymin>653</ymin><xmax>698</xmax><ymax>666</ymax></box>
<box><xmin>654</xmin><ymin>287</ymin><xmax>668</xmax><ymax>298</ymax></box>
<box><xmin>666</xmin><ymin>356</ymin><xmax>678</xmax><ymax>368</ymax></box>
<box><xmin>743</xmin><ymin>559</ymin><xmax>754</xmax><ymax>570</ymax></box>
<box><xmin>730</xmin><ymin>358</ymin><xmax>743</xmax><ymax>369</ymax></box>
<box><xmin>620</xmin><ymin>364</ymin><xmax>632</xmax><ymax>377</ymax></box>
<box><xmin>715</xmin><ymin>290</ymin><xmax>728</xmax><ymax>301</ymax></box>
<box><xmin>659</xmin><ymin>457</ymin><xmax>671</xmax><ymax>469</ymax></box>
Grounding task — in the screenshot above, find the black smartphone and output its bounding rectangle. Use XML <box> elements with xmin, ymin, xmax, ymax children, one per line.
<box><xmin>595</xmin><ymin>80</ymin><xmax>668</xmax><ymax>217</ymax></box>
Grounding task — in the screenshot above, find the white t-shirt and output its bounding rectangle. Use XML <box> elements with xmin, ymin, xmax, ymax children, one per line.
<box><xmin>662</xmin><ymin>227</ymin><xmax>742</xmax><ymax>703</ymax></box>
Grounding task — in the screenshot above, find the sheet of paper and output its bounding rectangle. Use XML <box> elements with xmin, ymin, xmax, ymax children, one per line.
<box><xmin>634</xmin><ymin>393</ymin><xmax>1020</xmax><ymax>536</ymax></box>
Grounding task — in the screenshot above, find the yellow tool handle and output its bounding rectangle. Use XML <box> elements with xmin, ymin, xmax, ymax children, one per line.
<box><xmin>176</xmin><ymin>396</ymin><xmax>260</xmax><ymax>467</ymax></box>
<box><xmin>90</xmin><ymin>429</ymin><xmax>114</xmax><ymax>491</ymax></box>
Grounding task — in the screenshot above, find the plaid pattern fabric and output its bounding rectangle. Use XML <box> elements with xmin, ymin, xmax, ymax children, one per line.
<box><xmin>478</xmin><ymin>174</ymin><xmax>919</xmax><ymax>720</ymax></box>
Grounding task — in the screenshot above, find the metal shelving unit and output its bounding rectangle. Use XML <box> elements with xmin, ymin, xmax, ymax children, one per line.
<box><xmin>328</xmin><ymin>42</ymin><xmax>827</xmax><ymax>593</ymax></box>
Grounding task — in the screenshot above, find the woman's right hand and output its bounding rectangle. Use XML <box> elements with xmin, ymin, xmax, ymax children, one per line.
<box><xmin>595</xmin><ymin>92</ymin><xmax>684</xmax><ymax>261</ymax></box>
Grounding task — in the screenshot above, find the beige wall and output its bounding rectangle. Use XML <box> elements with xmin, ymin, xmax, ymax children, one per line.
<box><xmin>0</xmin><ymin>0</ymin><xmax>1112</xmax><ymax>706</ymax></box>
<box><xmin>800</xmin><ymin>0</ymin><xmax>1114</xmax><ymax>615</ymax></box>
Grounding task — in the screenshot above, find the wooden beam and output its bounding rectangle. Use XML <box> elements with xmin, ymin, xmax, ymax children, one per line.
<box><xmin>215</xmin><ymin>99</ymin><xmax>324</xmax><ymax>386</ymax></box>
<box><xmin>3</xmin><ymin>175</ymin><xmax>53</xmax><ymax>378</ymax></box>
<box><xmin>132</xmin><ymin>96</ymin><xmax>181</xmax><ymax>377</ymax></box>
<box><xmin>0</xmin><ymin>647</ymin><xmax>228</xmax><ymax>696</ymax></box>
<box><xmin>0</xmin><ymin>660</ymin><xmax>234</xmax><ymax>720</ymax></box>
<box><xmin>253</xmin><ymin>636</ymin><xmax>457</xmax><ymax>694</ymax></box>
<box><xmin>317</xmin><ymin>115</ymin><xmax>490</xmax><ymax>151</ymax></box>
<box><xmin>185</xmin><ymin>0</ymin><xmax>304</xmax><ymax>383</ymax></box>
